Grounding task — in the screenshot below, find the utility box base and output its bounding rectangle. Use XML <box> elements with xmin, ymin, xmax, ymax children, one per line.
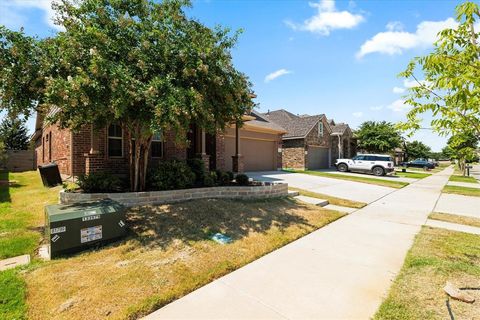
<box><xmin>45</xmin><ymin>199</ymin><xmax>127</xmax><ymax>259</ymax></box>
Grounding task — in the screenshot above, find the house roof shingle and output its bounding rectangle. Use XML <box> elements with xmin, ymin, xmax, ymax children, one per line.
<box><xmin>244</xmin><ymin>110</ymin><xmax>287</xmax><ymax>133</ymax></box>
<box><xmin>262</xmin><ymin>109</ymin><xmax>325</xmax><ymax>139</ymax></box>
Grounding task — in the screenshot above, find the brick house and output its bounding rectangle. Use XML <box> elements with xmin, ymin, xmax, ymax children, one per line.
<box><xmin>262</xmin><ymin>109</ymin><xmax>332</xmax><ymax>170</ymax></box>
<box><xmin>31</xmin><ymin>110</ymin><xmax>285</xmax><ymax>178</ymax></box>
<box><xmin>328</xmin><ymin>119</ymin><xmax>357</xmax><ymax>164</ymax></box>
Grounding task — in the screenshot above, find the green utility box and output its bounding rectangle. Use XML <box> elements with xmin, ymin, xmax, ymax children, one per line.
<box><xmin>45</xmin><ymin>199</ymin><xmax>127</xmax><ymax>258</ymax></box>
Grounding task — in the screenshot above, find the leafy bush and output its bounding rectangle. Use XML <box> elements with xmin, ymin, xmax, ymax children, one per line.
<box><xmin>77</xmin><ymin>172</ymin><xmax>125</xmax><ymax>193</ymax></box>
<box><xmin>226</xmin><ymin>171</ymin><xmax>234</xmax><ymax>182</ymax></box>
<box><xmin>203</xmin><ymin>172</ymin><xmax>217</xmax><ymax>187</ymax></box>
<box><xmin>148</xmin><ymin>160</ymin><xmax>195</xmax><ymax>191</ymax></box>
<box><xmin>235</xmin><ymin>173</ymin><xmax>250</xmax><ymax>186</ymax></box>
<box><xmin>217</xmin><ymin>170</ymin><xmax>231</xmax><ymax>186</ymax></box>
<box><xmin>187</xmin><ymin>158</ymin><xmax>206</xmax><ymax>185</ymax></box>
<box><xmin>62</xmin><ymin>181</ymin><xmax>79</xmax><ymax>193</ymax></box>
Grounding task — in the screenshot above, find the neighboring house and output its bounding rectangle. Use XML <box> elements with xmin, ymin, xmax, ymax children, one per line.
<box><xmin>328</xmin><ymin>119</ymin><xmax>357</xmax><ymax>164</ymax></box>
<box><xmin>31</xmin><ymin>110</ymin><xmax>285</xmax><ymax>177</ymax></box>
<box><xmin>393</xmin><ymin>147</ymin><xmax>407</xmax><ymax>166</ymax></box>
<box><xmin>263</xmin><ymin>109</ymin><xmax>332</xmax><ymax>170</ymax></box>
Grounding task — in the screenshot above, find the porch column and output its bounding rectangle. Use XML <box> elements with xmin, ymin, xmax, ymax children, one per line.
<box><xmin>338</xmin><ymin>135</ymin><xmax>343</xmax><ymax>159</ymax></box>
<box><xmin>232</xmin><ymin>122</ymin><xmax>244</xmax><ymax>173</ymax></box>
<box><xmin>347</xmin><ymin>138</ymin><xmax>351</xmax><ymax>158</ymax></box>
<box><xmin>197</xmin><ymin>128</ymin><xmax>210</xmax><ymax>172</ymax></box>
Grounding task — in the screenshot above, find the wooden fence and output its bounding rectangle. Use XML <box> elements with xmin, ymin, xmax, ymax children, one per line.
<box><xmin>1</xmin><ymin>150</ymin><xmax>35</xmax><ymax>172</ymax></box>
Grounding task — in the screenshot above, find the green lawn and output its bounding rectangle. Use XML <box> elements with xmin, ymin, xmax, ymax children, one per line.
<box><xmin>443</xmin><ymin>185</ymin><xmax>480</xmax><ymax>197</ymax></box>
<box><xmin>375</xmin><ymin>226</ymin><xmax>480</xmax><ymax>320</ymax></box>
<box><xmin>449</xmin><ymin>175</ymin><xmax>478</xmax><ymax>184</ymax></box>
<box><xmin>285</xmin><ymin>170</ymin><xmax>409</xmax><ymax>189</ymax></box>
<box><xmin>0</xmin><ymin>171</ymin><xmax>61</xmax><ymax>259</ymax></box>
<box><xmin>429</xmin><ymin>212</ymin><xmax>480</xmax><ymax>228</ymax></box>
<box><xmin>0</xmin><ymin>268</ymin><xmax>27</xmax><ymax>320</ymax></box>
<box><xmin>394</xmin><ymin>171</ymin><xmax>431</xmax><ymax>179</ymax></box>
<box><xmin>288</xmin><ymin>187</ymin><xmax>366</xmax><ymax>209</ymax></box>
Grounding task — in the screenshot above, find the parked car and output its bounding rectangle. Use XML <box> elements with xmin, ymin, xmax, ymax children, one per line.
<box><xmin>402</xmin><ymin>159</ymin><xmax>435</xmax><ymax>170</ymax></box>
<box><xmin>335</xmin><ymin>154</ymin><xmax>395</xmax><ymax>176</ymax></box>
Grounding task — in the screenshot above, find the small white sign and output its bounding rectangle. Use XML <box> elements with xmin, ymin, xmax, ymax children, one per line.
<box><xmin>118</xmin><ymin>220</ymin><xmax>125</xmax><ymax>228</ymax></box>
<box><xmin>82</xmin><ymin>215</ymin><xmax>100</xmax><ymax>222</ymax></box>
<box><xmin>51</xmin><ymin>235</ymin><xmax>60</xmax><ymax>242</ymax></box>
<box><xmin>51</xmin><ymin>226</ymin><xmax>66</xmax><ymax>234</ymax></box>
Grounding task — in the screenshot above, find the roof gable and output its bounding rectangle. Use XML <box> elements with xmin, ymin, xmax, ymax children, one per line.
<box><xmin>262</xmin><ymin>109</ymin><xmax>328</xmax><ymax>139</ymax></box>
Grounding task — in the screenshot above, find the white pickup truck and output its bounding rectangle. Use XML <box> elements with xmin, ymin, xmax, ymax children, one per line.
<box><xmin>335</xmin><ymin>154</ymin><xmax>395</xmax><ymax>176</ymax></box>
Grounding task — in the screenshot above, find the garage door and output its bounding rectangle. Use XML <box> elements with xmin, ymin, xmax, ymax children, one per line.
<box><xmin>225</xmin><ymin>137</ymin><xmax>276</xmax><ymax>172</ymax></box>
<box><xmin>307</xmin><ymin>146</ymin><xmax>329</xmax><ymax>169</ymax></box>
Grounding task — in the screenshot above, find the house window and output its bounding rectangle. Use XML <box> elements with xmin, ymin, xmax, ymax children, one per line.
<box><xmin>151</xmin><ymin>131</ymin><xmax>163</xmax><ymax>158</ymax></box>
<box><xmin>318</xmin><ymin>122</ymin><xmax>324</xmax><ymax>137</ymax></box>
<box><xmin>108</xmin><ymin>124</ymin><xmax>123</xmax><ymax>157</ymax></box>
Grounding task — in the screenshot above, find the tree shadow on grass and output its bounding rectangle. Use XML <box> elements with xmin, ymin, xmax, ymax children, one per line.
<box><xmin>0</xmin><ymin>171</ymin><xmax>24</xmax><ymax>204</ymax></box>
<box><xmin>127</xmin><ymin>198</ymin><xmax>315</xmax><ymax>250</ymax></box>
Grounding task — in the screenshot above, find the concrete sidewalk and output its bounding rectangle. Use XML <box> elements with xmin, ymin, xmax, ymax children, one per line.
<box><xmin>145</xmin><ymin>167</ymin><xmax>453</xmax><ymax>320</ymax></box>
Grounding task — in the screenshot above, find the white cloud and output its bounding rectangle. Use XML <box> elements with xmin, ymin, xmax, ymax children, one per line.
<box><xmin>370</xmin><ymin>106</ymin><xmax>383</xmax><ymax>111</ymax></box>
<box><xmin>387</xmin><ymin>99</ymin><xmax>411</xmax><ymax>113</ymax></box>
<box><xmin>357</xmin><ymin>18</ymin><xmax>458</xmax><ymax>58</ymax></box>
<box><xmin>392</xmin><ymin>86</ymin><xmax>405</xmax><ymax>94</ymax></box>
<box><xmin>0</xmin><ymin>0</ymin><xmax>62</xmax><ymax>30</ymax></box>
<box><xmin>352</xmin><ymin>111</ymin><xmax>363</xmax><ymax>118</ymax></box>
<box><xmin>285</xmin><ymin>0</ymin><xmax>365</xmax><ymax>36</ymax></box>
<box><xmin>264</xmin><ymin>69</ymin><xmax>292</xmax><ymax>83</ymax></box>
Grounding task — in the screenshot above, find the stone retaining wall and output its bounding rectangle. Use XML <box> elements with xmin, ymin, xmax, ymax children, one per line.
<box><xmin>59</xmin><ymin>183</ymin><xmax>288</xmax><ymax>207</ymax></box>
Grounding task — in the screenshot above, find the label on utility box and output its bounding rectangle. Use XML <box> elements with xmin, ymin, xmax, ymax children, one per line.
<box><xmin>51</xmin><ymin>226</ymin><xmax>66</xmax><ymax>234</ymax></box>
<box><xmin>82</xmin><ymin>215</ymin><xmax>100</xmax><ymax>222</ymax></box>
<box><xmin>80</xmin><ymin>225</ymin><xmax>103</xmax><ymax>243</ymax></box>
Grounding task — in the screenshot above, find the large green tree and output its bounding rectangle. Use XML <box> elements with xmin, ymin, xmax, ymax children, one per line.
<box><xmin>0</xmin><ymin>0</ymin><xmax>254</xmax><ymax>191</ymax></box>
<box><xmin>446</xmin><ymin>131</ymin><xmax>478</xmax><ymax>175</ymax></box>
<box><xmin>0</xmin><ymin>117</ymin><xmax>30</xmax><ymax>150</ymax></box>
<box><xmin>404</xmin><ymin>140</ymin><xmax>431</xmax><ymax>160</ymax></box>
<box><xmin>399</xmin><ymin>1</ymin><xmax>480</xmax><ymax>141</ymax></box>
<box><xmin>355</xmin><ymin>121</ymin><xmax>402</xmax><ymax>154</ymax></box>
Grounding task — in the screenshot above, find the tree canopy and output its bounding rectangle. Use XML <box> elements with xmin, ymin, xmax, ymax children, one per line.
<box><xmin>0</xmin><ymin>0</ymin><xmax>254</xmax><ymax>191</ymax></box>
<box><xmin>0</xmin><ymin>117</ymin><xmax>30</xmax><ymax>150</ymax></box>
<box><xmin>399</xmin><ymin>1</ymin><xmax>480</xmax><ymax>142</ymax></box>
<box><xmin>355</xmin><ymin>121</ymin><xmax>402</xmax><ymax>154</ymax></box>
<box><xmin>404</xmin><ymin>140</ymin><xmax>431</xmax><ymax>160</ymax></box>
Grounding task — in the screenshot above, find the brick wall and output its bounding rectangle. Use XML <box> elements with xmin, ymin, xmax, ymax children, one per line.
<box><xmin>282</xmin><ymin>139</ymin><xmax>305</xmax><ymax>169</ymax></box>
<box><xmin>35</xmin><ymin>124</ymin><xmax>72</xmax><ymax>176</ymax></box>
<box><xmin>60</xmin><ymin>183</ymin><xmax>289</xmax><ymax>206</ymax></box>
<box><xmin>215</xmin><ymin>131</ymin><xmax>226</xmax><ymax>171</ymax></box>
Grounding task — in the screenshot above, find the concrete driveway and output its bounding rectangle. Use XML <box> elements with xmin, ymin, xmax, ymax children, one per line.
<box><xmin>247</xmin><ymin>171</ymin><xmax>395</xmax><ymax>203</ymax></box>
<box><xmin>435</xmin><ymin>193</ymin><xmax>480</xmax><ymax>218</ymax></box>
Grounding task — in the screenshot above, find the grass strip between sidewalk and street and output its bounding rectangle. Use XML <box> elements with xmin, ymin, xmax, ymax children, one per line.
<box><xmin>285</xmin><ymin>169</ymin><xmax>409</xmax><ymax>189</ymax></box>
<box><xmin>443</xmin><ymin>185</ymin><xmax>480</xmax><ymax>197</ymax></box>
<box><xmin>394</xmin><ymin>171</ymin><xmax>431</xmax><ymax>179</ymax></box>
<box><xmin>429</xmin><ymin>212</ymin><xmax>480</xmax><ymax>228</ymax></box>
<box><xmin>375</xmin><ymin>226</ymin><xmax>480</xmax><ymax>320</ymax></box>
<box><xmin>449</xmin><ymin>175</ymin><xmax>478</xmax><ymax>184</ymax></box>
<box><xmin>289</xmin><ymin>187</ymin><xmax>366</xmax><ymax>209</ymax></box>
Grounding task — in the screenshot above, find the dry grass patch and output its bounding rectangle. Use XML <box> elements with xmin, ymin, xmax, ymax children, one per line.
<box><xmin>429</xmin><ymin>212</ymin><xmax>480</xmax><ymax>228</ymax></box>
<box><xmin>375</xmin><ymin>226</ymin><xmax>480</xmax><ymax>320</ymax></box>
<box><xmin>25</xmin><ymin>198</ymin><xmax>344</xmax><ymax>320</ymax></box>
<box><xmin>288</xmin><ymin>187</ymin><xmax>366</xmax><ymax>208</ymax></box>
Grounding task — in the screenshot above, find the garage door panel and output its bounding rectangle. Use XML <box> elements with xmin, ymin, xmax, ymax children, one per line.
<box><xmin>308</xmin><ymin>146</ymin><xmax>329</xmax><ymax>169</ymax></box>
<box><xmin>224</xmin><ymin>137</ymin><xmax>275</xmax><ymax>172</ymax></box>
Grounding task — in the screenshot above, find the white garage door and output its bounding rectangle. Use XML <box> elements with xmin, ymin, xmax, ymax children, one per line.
<box><xmin>307</xmin><ymin>146</ymin><xmax>329</xmax><ymax>169</ymax></box>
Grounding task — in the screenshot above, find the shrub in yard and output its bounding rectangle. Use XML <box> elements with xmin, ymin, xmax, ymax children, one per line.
<box><xmin>235</xmin><ymin>173</ymin><xmax>250</xmax><ymax>186</ymax></box>
<box><xmin>62</xmin><ymin>181</ymin><xmax>79</xmax><ymax>193</ymax></box>
<box><xmin>148</xmin><ymin>160</ymin><xmax>195</xmax><ymax>191</ymax></box>
<box><xmin>187</xmin><ymin>158</ymin><xmax>206</xmax><ymax>185</ymax></box>
<box><xmin>226</xmin><ymin>171</ymin><xmax>234</xmax><ymax>182</ymax></box>
<box><xmin>217</xmin><ymin>170</ymin><xmax>231</xmax><ymax>186</ymax></box>
<box><xmin>77</xmin><ymin>172</ymin><xmax>125</xmax><ymax>193</ymax></box>
<box><xmin>203</xmin><ymin>172</ymin><xmax>217</xmax><ymax>187</ymax></box>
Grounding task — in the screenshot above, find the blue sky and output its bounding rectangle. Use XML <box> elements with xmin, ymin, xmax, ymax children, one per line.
<box><xmin>0</xmin><ymin>0</ymin><xmax>467</xmax><ymax>151</ymax></box>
